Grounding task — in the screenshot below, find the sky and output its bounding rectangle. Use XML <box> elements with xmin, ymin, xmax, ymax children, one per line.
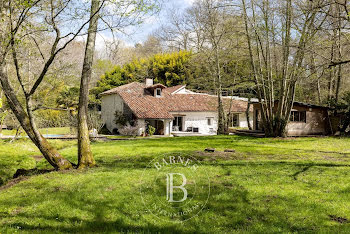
<box><xmin>95</xmin><ymin>0</ymin><xmax>195</xmax><ymax>50</ymax></box>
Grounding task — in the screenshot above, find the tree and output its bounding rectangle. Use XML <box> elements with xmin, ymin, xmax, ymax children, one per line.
<box><xmin>241</xmin><ymin>0</ymin><xmax>326</xmax><ymax>137</ymax></box>
<box><xmin>0</xmin><ymin>90</ymin><xmax>8</xmax><ymax>136</ymax></box>
<box><xmin>78</xmin><ymin>0</ymin><xmax>161</xmax><ymax>168</ymax></box>
<box><xmin>183</xmin><ymin>0</ymin><xmax>237</xmax><ymax>134</ymax></box>
<box><xmin>77</xmin><ymin>0</ymin><xmax>100</xmax><ymax>169</ymax></box>
<box><xmin>149</xmin><ymin>51</ymin><xmax>193</xmax><ymax>86</ymax></box>
<box><xmin>200</xmin><ymin>0</ymin><xmax>229</xmax><ymax>134</ymax></box>
<box><xmin>335</xmin><ymin>91</ymin><xmax>350</xmax><ymax>134</ymax></box>
<box><xmin>0</xmin><ymin>0</ymin><xmax>161</xmax><ymax>170</ymax></box>
<box><xmin>92</xmin><ymin>50</ymin><xmax>193</xmax><ymax>96</ymax></box>
<box><xmin>0</xmin><ymin>0</ymin><xmax>96</xmax><ymax>169</ymax></box>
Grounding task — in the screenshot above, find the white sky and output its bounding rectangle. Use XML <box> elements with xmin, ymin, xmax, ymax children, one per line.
<box><xmin>95</xmin><ymin>0</ymin><xmax>194</xmax><ymax>50</ymax></box>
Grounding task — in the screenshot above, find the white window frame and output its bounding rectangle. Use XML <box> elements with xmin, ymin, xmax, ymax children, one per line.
<box><xmin>155</xmin><ymin>88</ymin><xmax>162</xmax><ymax>97</ymax></box>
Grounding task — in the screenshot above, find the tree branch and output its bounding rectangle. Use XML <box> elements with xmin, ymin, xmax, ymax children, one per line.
<box><xmin>28</xmin><ymin>0</ymin><xmax>106</xmax><ymax>97</ymax></box>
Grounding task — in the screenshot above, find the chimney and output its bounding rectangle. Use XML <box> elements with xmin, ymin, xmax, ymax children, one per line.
<box><xmin>145</xmin><ymin>78</ymin><xmax>153</xmax><ymax>87</ymax></box>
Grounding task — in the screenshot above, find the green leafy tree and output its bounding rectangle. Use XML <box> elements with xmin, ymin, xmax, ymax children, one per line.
<box><xmin>149</xmin><ymin>50</ymin><xmax>192</xmax><ymax>86</ymax></box>
<box><xmin>93</xmin><ymin>50</ymin><xmax>193</xmax><ymax>95</ymax></box>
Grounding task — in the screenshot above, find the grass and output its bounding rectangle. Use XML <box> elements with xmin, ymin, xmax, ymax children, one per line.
<box><xmin>1</xmin><ymin>136</ymin><xmax>350</xmax><ymax>233</ymax></box>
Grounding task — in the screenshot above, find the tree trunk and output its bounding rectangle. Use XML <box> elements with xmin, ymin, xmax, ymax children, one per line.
<box><xmin>246</xmin><ymin>98</ymin><xmax>252</xmax><ymax>130</ymax></box>
<box><xmin>215</xmin><ymin>46</ymin><xmax>225</xmax><ymax>135</ymax></box>
<box><xmin>317</xmin><ymin>78</ymin><xmax>322</xmax><ymax>105</ymax></box>
<box><xmin>328</xmin><ymin>29</ymin><xmax>336</xmax><ymax>103</ymax></box>
<box><xmin>335</xmin><ymin>2</ymin><xmax>342</xmax><ymax>104</ymax></box>
<box><xmin>0</xmin><ymin>66</ymin><xmax>72</xmax><ymax>170</ymax></box>
<box><xmin>77</xmin><ymin>0</ymin><xmax>100</xmax><ymax>169</ymax></box>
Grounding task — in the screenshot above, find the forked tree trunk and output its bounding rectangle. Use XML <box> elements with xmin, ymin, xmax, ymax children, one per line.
<box><xmin>77</xmin><ymin>0</ymin><xmax>100</xmax><ymax>169</ymax></box>
<box><xmin>0</xmin><ymin>67</ymin><xmax>72</xmax><ymax>170</ymax></box>
<box><xmin>242</xmin><ymin>0</ymin><xmax>318</xmax><ymax>137</ymax></box>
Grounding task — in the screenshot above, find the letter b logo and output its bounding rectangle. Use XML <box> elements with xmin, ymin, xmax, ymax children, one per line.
<box><xmin>166</xmin><ymin>173</ymin><xmax>188</xmax><ymax>202</ymax></box>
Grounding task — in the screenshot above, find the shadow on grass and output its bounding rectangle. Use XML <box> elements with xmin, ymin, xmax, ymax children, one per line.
<box><xmin>1</xmin><ymin>162</ymin><xmax>350</xmax><ymax>233</ymax></box>
<box><xmin>0</xmin><ymin>174</ymin><xmax>343</xmax><ymax>233</ymax></box>
<box><xmin>2</xmin><ymin>141</ymin><xmax>350</xmax><ymax>232</ymax></box>
<box><xmin>13</xmin><ymin>168</ymin><xmax>54</xmax><ymax>179</ymax></box>
<box><xmin>0</xmin><ymin>178</ymin><xmax>249</xmax><ymax>232</ymax></box>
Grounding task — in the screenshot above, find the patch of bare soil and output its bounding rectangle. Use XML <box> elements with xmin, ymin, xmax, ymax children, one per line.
<box><xmin>194</xmin><ymin>151</ymin><xmax>240</xmax><ymax>161</ymax></box>
<box><xmin>0</xmin><ymin>177</ymin><xmax>29</xmax><ymax>191</ymax></box>
<box><xmin>329</xmin><ymin>215</ymin><xmax>348</xmax><ymax>224</ymax></box>
<box><xmin>31</xmin><ymin>155</ymin><xmax>44</xmax><ymax>162</ymax></box>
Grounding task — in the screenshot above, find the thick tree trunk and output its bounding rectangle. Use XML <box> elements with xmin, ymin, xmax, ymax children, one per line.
<box><xmin>77</xmin><ymin>0</ymin><xmax>100</xmax><ymax>169</ymax></box>
<box><xmin>0</xmin><ymin>66</ymin><xmax>72</xmax><ymax>170</ymax></box>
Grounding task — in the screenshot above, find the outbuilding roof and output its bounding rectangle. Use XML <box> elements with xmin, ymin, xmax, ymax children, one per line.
<box><xmin>251</xmin><ymin>100</ymin><xmax>331</xmax><ymax>110</ymax></box>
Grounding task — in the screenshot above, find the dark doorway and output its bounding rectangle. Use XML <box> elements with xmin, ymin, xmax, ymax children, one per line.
<box><xmin>147</xmin><ymin>120</ymin><xmax>165</xmax><ymax>135</ymax></box>
<box><xmin>155</xmin><ymin>120</ymin><xmax>164</xmax><ymax>135</ymax></box>
<box><xmin>173</xmin><ymin>116</ymin><xmax>183</xmax><ymax>131</ymax></box>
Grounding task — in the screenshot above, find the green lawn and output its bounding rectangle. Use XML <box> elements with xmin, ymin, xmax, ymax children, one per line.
<box><xmin>1</xmin><ymin>136</ymin><xmax>350</xmax><ymax>233</ymax></box>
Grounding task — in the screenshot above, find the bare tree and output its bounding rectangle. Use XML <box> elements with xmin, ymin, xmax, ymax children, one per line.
<box><xmin>241</xmin><ymin>0</ymin><xmax>326</xmax><ymax>137</ymax></box>
<box><xmin>77</xmin><ymin>0</ymin><xmax>161</xmax><ymax>168</ymax></box>
<box><xmin>187</xmin><ymin>0</ymin><xmax>236</xmax><ymax>134</ymax></box>
<box><xmin>0</xmin><ymin>0</ymin><xmax>98</xmax><ymax>169</ymax></box>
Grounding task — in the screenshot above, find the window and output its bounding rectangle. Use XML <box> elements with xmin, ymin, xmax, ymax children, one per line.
<box><xmin>207</xmin><ymin>118</ymin><xmax>213</xmax><ymax>126</ymax></box>
<box><xmin>156</xmin><ymin>88</ymin><xmax>162</xmax><ymax>97</ymax></box>
<box><xmin>290</xmin><ymin>111</ymin><xmax>306</xmax><ymax>122</ymax></box>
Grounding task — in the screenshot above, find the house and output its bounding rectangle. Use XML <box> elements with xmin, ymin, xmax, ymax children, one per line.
<box><xmin>100</xmin><ymin>78</ymin><xmax>253</xmax><ymax>136</ymax></box>
<box><xmin>252</xmin><ymin>101</ymin><xmax>332</xmax><ymax>136</ymax></box>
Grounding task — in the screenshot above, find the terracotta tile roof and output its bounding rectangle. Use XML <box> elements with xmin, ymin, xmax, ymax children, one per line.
<box><xmin>146</xmin><ymin>83</ymin><xmax>167</xmax><ymax>89</ymax></box>
<box><xmin>101</xmin><ymin>82</ymin><xmax>173</xmax><ymax>119</ymax></box>
<box><xmin>101</xmin><ymin>82</ymin><xmax>250</xmax><ymax>119</ymax></box>
<box><xmin>222</xmin><ymin>97</ymin><xmax>253</xmax><ymax>113</ymax></box>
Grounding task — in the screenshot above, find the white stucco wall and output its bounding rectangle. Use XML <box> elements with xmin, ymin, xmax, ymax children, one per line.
<box><xmin>170</xmin><ymin>111</ymin><xmax>218</xmax><ymax>135</ymax></box>
<box><xmin>101</xmin><ymin>94</ymin><xmax>124</xmax><ymax>133</ymax></box>
<box><xmin>238</xmin><ymin>112</ymin><xmax>254</xmax><ymax>128</ymax></box>
<box><xmin>137</xmin><ymin>119</ymin><xmax>146</xmax><ymax>135</ymax></box>
<box><xmin>174</xmin><ymin>87</ymin><xmax>197</xmax><ymax>94</ymax></box>
<box><xmin>164</xmin><ymin>119</ymin><xmax>171</xmax><ymax>135</ymax></box>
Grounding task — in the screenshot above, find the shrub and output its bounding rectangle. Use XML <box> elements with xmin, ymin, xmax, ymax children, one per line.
<box><xmin>119</xmin><ymin>124</ymin><xmax>139</xmax><ymax>137</ymax></box>
<box><xmin>114</xmin><ymin>111</ymin><xmax>128</xmax><ymax>126</ymax></box>
<box><xmin>88</xmin><ymin>110</ymin><xmax>104</xmax><ymax>133</ymax></box>
<box><xmin>148</xmin><ymin>125</ymin><xmax>156</xmax><ymax>136</ymax></box>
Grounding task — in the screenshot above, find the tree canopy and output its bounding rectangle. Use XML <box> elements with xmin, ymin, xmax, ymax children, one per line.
<box><xmin>92</xmin><ymin>50</ymin><xmax>193</xmax><ymax>95</ymax></box>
